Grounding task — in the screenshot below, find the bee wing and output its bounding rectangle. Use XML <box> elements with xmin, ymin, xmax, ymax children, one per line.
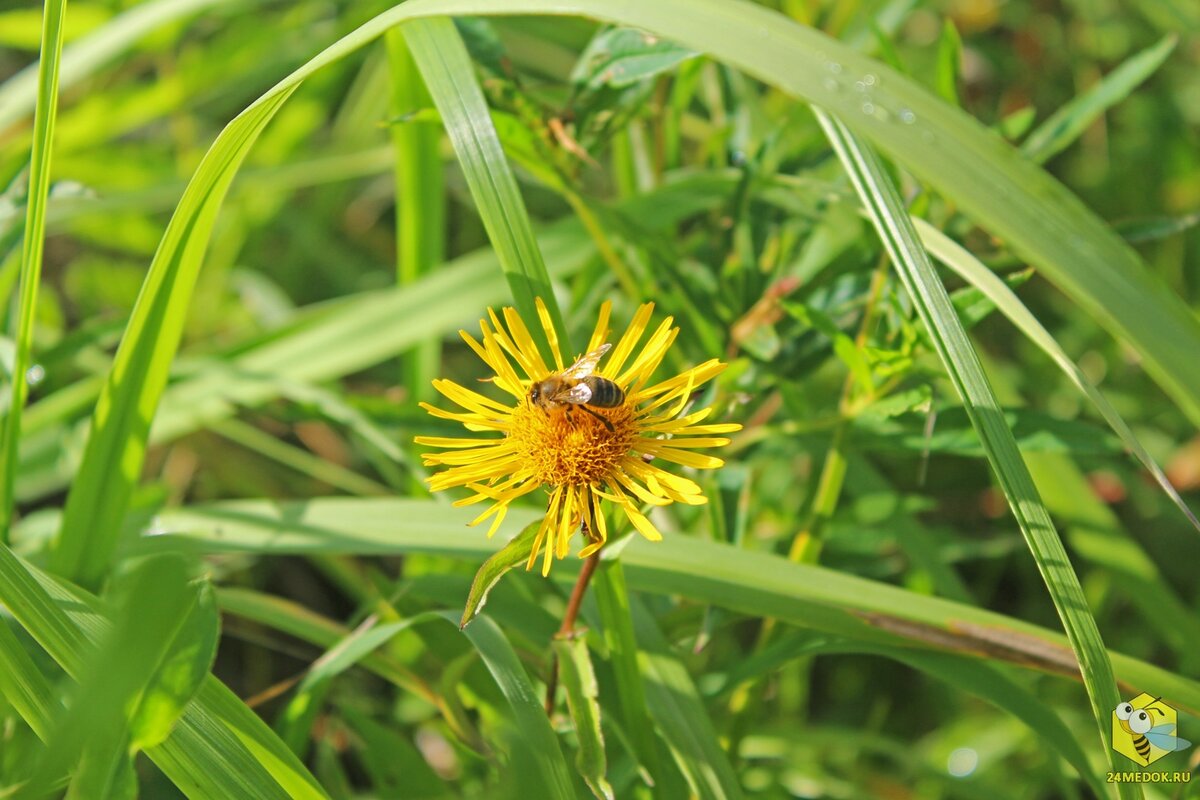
<box><xmin>564</xmin><ymin>382</ymin><xmax>593</xmax><ymax>404</ymax></box>
<box><xmin>562</xmin><ymin>343</ymin><xmax>611</xmax><ymax>380</ymax></box>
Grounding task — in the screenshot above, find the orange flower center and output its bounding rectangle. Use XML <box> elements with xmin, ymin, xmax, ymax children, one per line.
<box><xmin>509</xmin><ymin>397</ymin><xmax>638</xmax><ymax>486</ymax></box>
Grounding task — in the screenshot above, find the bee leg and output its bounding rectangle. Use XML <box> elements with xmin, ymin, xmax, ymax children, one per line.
<box><xmin>579</xmin><ymin>404</ymin><xmax>614</xmax><ymax>432</ymax></box>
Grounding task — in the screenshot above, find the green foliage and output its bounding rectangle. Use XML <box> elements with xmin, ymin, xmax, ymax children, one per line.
<box><xmin>1</xmin><ymin>0</ymin><xmax>1197</xmax><ymax>797</ymax></box>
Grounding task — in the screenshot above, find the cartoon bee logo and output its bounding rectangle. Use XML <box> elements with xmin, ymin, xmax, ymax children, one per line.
<box><xmin>1112</xmin><ymin>693</ymin><xmax>1191</xmax><ymax>766</ymax></box>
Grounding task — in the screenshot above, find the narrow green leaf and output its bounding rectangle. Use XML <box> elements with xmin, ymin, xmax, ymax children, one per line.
<box><xmin>934</xmin><ymin>19</ymin><xmax>961</xmax><ymax>106</ymax></box>
<box><xmin>0</xmin><ymin>0</ymin><xmax>65</xmax><ymax>542</ymax></box>
<box><xmin>26</xmin><ymin>554</ymin><xmax>198</xmax><ymax>798</ymax></box>
<box><xmin>0</xmin><ymin>542</ymin><xmax>327</xmax><ymax>799</ymax></box>
<box><xmin>0</xmin><ymin>618</ymin><xmax>56</xmax><ymax>741</ymax></box>
<box><xmin>386</xmin><ymin>27</ymin><xmax>444</xmax><ymax>404</ymax></box>
<box><xmin>593</xmin><ymin>561</ymin><xmax>662</xmax><ymax>793</ymax></box>
<box><xmin>159</xmin><ymin>497</ymin><xmax>1200</xmax><ymax>712</ymax></box>
<box><xmin>50</xmin><ymin>89</ymin><xmax>297</xmax><ymax>589</ymax></box>
<box><xmin>553</xmin><ymin>636</ymin><xmax>614</xmax><ymax>800</ymax></box>
<box><xmin>914</xmin><ymin>217</ymin><xmax>1199</xmax><ymax>533</ymax></box>
<box><xmin>461</xmin><ymin>520</ymin><xmax>541</xmax><ymax>628</ymax></box>
<box><xmin>403</xmin><ymin>17</ymin><xmax>570</xmax><ymax>363</ymax></box>
<box><xmin>129</xmin><ymin>579</ymin><xmax>220</xmax><ymax>751</ymax></box>
<box><xmin>784</xmin><ymin>303</ymin><xmax>873</xmax><ymax>394</ymax></box>
<box><xmin>815</xmin><ymin>110</ymin><xmax>1129</xmax><ymax>795</ymax></box>
<box><xmin>1022</xmin><ymin>36</ymin><xmax>1176</xmax><ymax>164</ymax></box>
<box><xmin>628</xmin><ymin>598</ymin><xmax>743</xmax><ymax>800</ymax></box>
<box><xmin>454</xmin><ymin>613</ymin><xmax>576</xmax><ymax>799</ymax></box>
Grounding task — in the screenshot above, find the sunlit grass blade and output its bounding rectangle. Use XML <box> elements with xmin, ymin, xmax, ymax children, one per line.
<box><xmin>553</xmin><ymin>636</ymin><xmax>613</xmax><ymax>800</ymax></box>
<box><xmin>25</xmin><ymin>554</ymin><xmax>200</xmax><ymax>797</ymax></box>
<box><xmin>629</xmin><ymin>598</ymin><xmax>744</xmax><ymax>800</ymax></box>
<box><xmin>402</xmin><ymin>17</ymin><xmax>571</xmax><ymax>361</ymax></box>
<box><xmin>151</xmin><ymin>497</ymin><xmax>1200</xmax><ymax>713</ymax></box>
<box><xmin>0</xmin><ymin>541</ymin><xmax>328</xmax><ymax>799</ymax></box>
<box><xmin>453</xmin><ymin>613</ymin><xmax>576</xmax><ymax>798</ymax></box>
<box><xmin>0</xmin><ymin>619</ymin><xmax>55</xmax><ymax>741</ymax></box>
<box><xmin>49</xmin><ymin>88</ymin><xmax>294</xmax><ymax>588</ymax></box>
<box><xmin>593</xmin><ymin>561</ymin><xmax>663</xmax><ymax>795</ymax></box>
<box><xmin>1021</xmin><ymin>35</ymin><xmax>1176</xmax><ymax>163</ymax></box>
<box><xmin>914</xmin><ymin>217</ymin><xmax>1199</xmax><ymax>533</ymax></box>
<box><xmin>815</xmin><ymin>110</ymin><xmax>1128</xmax><ymax>793</ymax></box>
<box><xmin>386</xmin><ymin>28</ymin><xmax>444</xmax><ymax>405</ymax></box>
<box><xmin>0</xmin><ymin>0</ymin><xmax>65</xmax><ymax>543</ymax></box>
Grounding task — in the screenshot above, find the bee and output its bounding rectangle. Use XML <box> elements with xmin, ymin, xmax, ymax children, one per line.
<box><xmin>529</xmin><ymin>343</ymin><xmax>624</xmax><ymax>431</ymax></box>
<box><xmin>1115</xmin><ymin>697</ymin><xmax>1191</xmax><ymax>763</ymax></box>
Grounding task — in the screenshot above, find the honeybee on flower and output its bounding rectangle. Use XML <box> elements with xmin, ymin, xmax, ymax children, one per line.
<box><xmin>416</xmin><ymin>299</ymin><xmax>739</xmax><ymax>575</ymax></box>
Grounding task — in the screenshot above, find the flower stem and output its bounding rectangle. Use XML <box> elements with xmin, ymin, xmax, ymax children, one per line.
<box><xmin>544</xmin><ymin>552</ymin><xmax>601</xmax><ymax>714</ymax></box>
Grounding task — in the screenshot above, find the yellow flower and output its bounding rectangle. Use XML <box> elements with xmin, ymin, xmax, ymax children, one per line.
<box><xmin>415</xmin><ymin>299</ymin><xmax>740</xmax><ymax>575</ymax></box>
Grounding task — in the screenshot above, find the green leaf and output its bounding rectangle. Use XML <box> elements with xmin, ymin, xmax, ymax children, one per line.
<box><xmin>162</xmin><ymin>497</ymin><xmax>1200</xmax><ymax>714</ymax></box>
<box><xmin>0</xmin><ymin>542</ymin><xmax>327</xmax><ymax>799</ymax></box>
<box><xmin>814</xmin><ymin>110</ymin><xmax>1130</xmax><ymax>795</ymax></box>
<box><xmin>1021</xmin><ymin>36</ymin><xmax>1176</xmax><ymax>163</ymax></box>
<box><xmin>570</xmin><ymin>26</ymin><xmax>698</xmax><ymax>89</ymax></box>
<box><xmin>628</xmin><ymin>598</ymin><xmax>743</xmax><ymax>800</ymax></box>
<box><xmin>553</xmin><ymin>636</ymin><xmax>614</xmax><ymax>800</ymax></box>
<box><xmin>934</xmin><ymin>19</ymin><xmax>961</xmax><ymax>106</ymax></box>
<box><xmin>0</xmin><ymin>619</ymin><xmax>56</xmax><ymax>741</ymax></box>
<box><xmin>26</xmin><ymin>554</ymin><xmax>199</xmax><ymax>797</ymax></box>
<box><xmin>403</xmin><ymin>17</ymin><xmax>570</xmax><ymax>363</ymax></box>
<box><xmin>784</xmin><ymin>302</ymin><xmax>873</xmax><ymax>395</ymax></box>
<box><xmin>592</xmin><ymin>561</ymin><xmax>662</xmax><ymax>794</ymax></box>
<box><xmin>461</xmin><ymin>520</ymin><xmax>541</xmax><ymax>629</ymax></box>
<box><xmin>455</xmin><ymin>613</ymin><xmax>576</xmax><ymax>798</ymax></box>
<box><xmin>128</xmin><ymin>578</ymin><xmax>220</xmax><ymax>751</ymax></box>
<box><xmin>0</xmin><ymin>0</ymin><xmax>65</xmax><ymax>542</ymax></box>
<box><xmin>914</xmin><ymin>218</ymin><xmax>1199</xmax><ymax>532</ymax></box>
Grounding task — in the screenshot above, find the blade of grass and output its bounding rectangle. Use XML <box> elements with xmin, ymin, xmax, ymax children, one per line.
<box><xmin>25</xmin><ymin>554</ymin><xmax>199</xmax><ymax>798</ymax></box>
<box><xmin>593</xmin><ymin>561</ymin><xmax>662</xmax><ymax>796</ymax></box>
<box><xmin>386</xmin><ymin>29</ymin><xmax>443</xmax><ymax>404</ymax></box>
<box><xmin>0</xmin><ymin>618</ymin><xmax>56</xmax><ymax>741</ymax></box>
<box><xmin>0</xmin><ymin>0</ymin><xmax>66</xmax><ymax>543</ymax></box>
<box><xmin>553</xmin><ymin>636</ymin><xmax>613</xmax><ymax>800</ymax></box>
<box><xmin>403</xmin><ymin>17</ymin><xmax>570</xmax><ymax>363</ymax></box>
<box><xmin>49</xmin><ymin>88</ymin><xmax>297</xmax><ymax>588</ymax></box>
<box><xmin>151</xmin><ymin>497</ymin><xmax>1200</xmax><ymax>714</ymax></box>
<box><xmin>0</xmin><ymin>541</ymin><xmax>328</xmax><ymax>799</ymax></box>
<box><xmin>1021</xmin><ymin>36</ymin><xmax>1176</xmax><ymax>164</ymax></box>
<box><xmin>913</xmin><ymin>217</ymin><xmax>1199</xmax><ymax>533</ymax></box>
<box><xmin>454</xmin><ymin>613</ymin><xmax>576</xmax><ymax>798</ymax></box>
<box><xmin>627</xmin><ymin>597</ymin><xmax>743</xmax><ymax>800</ymax></box>
<box><xmin>815</xmin><ymin>109</ymin><xmax>1129</xmax><ymax>796</ymax></box>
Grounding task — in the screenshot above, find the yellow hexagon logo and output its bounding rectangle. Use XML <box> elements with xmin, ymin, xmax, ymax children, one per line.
<box><xmin>1112</xmin><ymin>693</ymin><xmax>1191</xmax><ymax>766</ymax></box>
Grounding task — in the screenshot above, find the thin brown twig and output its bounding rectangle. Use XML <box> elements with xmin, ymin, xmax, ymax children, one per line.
<box><xmin>544</xmin><ymin>552</ymin><xmax>601</xmax><ymax>715</ymax></box>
